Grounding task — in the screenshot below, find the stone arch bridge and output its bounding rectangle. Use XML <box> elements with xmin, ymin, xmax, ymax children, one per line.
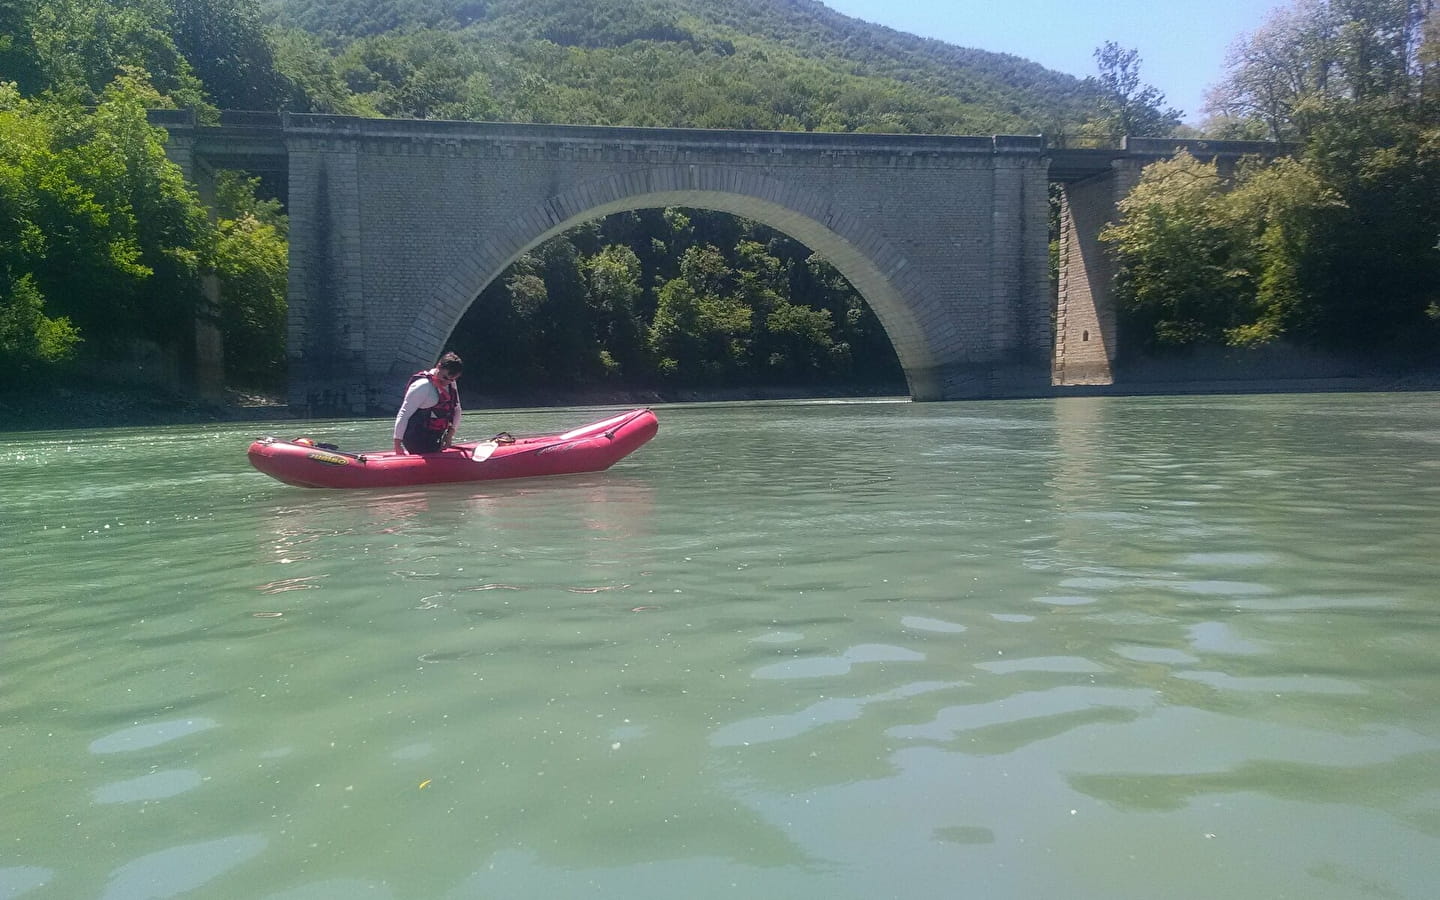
<box><xmin>153</xmin><ymin>110</ymin><xmax>1281</xmax><ymax>413</ymax></box>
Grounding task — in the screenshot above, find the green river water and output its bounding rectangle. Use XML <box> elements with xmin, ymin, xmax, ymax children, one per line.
<box><xmin>2</xmin><ymin>394</ymin><xmax>1439</xmax><ymax>899</ymax></box>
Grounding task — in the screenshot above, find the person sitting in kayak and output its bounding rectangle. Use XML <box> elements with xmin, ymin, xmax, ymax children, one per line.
<box><xmin>393</xmin><ymin>352</ymin><xmax>464</xmax><ymax>454</ymax></box>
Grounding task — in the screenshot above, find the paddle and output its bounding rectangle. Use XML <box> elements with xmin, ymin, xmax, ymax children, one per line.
<box><xmin>470</xmin><ymin>441</ymin><xmax>498</xmax><ymax>462</ymax></box>
<box><xmin>469</xmin><ymin>431</ymin><xmax>515</xmax><ymax>462</ymax></box>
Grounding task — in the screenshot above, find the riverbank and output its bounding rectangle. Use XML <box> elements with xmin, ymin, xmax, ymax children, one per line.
<box><xmin>0</xmin><ymin>387</ymin><xmax>291</xmax><ymax>432</ymax></box>
<box><xmin>0</xmin><ymin>383</ymin><xmax>907</xmax><ymax>432</ymax></box>
<box><xmin>4</xmin><ymin>373</ymin><xmax>1438</xmax><ymax>432</ymax></box>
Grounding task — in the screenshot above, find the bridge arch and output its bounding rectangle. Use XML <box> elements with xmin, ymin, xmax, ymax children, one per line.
<box><xmin>276</xmin><ymin>117</ymin><xmax>1056</xmax><ymax>412</ymax></box>
<box><xmin>394</xmin><ymin>165</ymin><xmax>937</xmax><ymax>398</ymax></box>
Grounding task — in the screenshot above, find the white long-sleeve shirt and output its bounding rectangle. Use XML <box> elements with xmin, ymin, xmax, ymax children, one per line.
<box><xmin>393</xmin><ymin>375</ymin><xmax>462</xmax><ymax>441</ymax></box>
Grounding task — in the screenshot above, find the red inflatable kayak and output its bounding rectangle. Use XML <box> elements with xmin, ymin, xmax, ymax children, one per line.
<box><xmin>248</xmin><ymin>408</ymin><xmax>658</xmax><ymax>489</ymax></box>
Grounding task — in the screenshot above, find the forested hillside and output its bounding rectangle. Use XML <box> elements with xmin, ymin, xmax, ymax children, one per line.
<box><xmin>260</xmin><ymin>0</ymin><xmax>1098</xmax><ymax>133</ymax></box>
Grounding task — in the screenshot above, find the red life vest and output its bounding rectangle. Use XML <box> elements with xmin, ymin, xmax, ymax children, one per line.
<box><xmin>401</xmin><ymin>371</ymin><xmax>459</xmax><ymax>452</ymax></box>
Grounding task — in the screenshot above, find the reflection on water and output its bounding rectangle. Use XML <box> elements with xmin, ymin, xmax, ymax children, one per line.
<box><xmin>89</xmin><ymin>718</ymin><xmax>220</xmax><ymax>754</ymax></box>
<box><xmin>2</xmin><ymin>395</ymin><xmax>1439</xmax><ymax>898</ymax></box>
<box><xmin>92</xmin><ymin>768</ymin><xmax>204</xmax><ymax>805</ymax></box>
<box><xmin>100</xmin><ymin>835</ymin><xmax>267</xmax><ymax>900</ymax></box>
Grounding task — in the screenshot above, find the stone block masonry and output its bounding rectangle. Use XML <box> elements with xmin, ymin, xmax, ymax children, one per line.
<box><xmin>155</xmin><ymin>111</ymin><xmax>1290</xmax><ymax>412</ymax></box>
<box><xmin>277</xmin><ymin>117</ymin><xmax>1053</xmax><ymax>412</ymax></box>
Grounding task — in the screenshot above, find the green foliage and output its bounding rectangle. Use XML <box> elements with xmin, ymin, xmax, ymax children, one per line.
<box><xmin>648</xmin><ymin>244</ymin><xmax>753</xmax><ymax>383</ymax></box>
<box><xmin>0</xmin><ymin>71</ymin><xmax>215</xmax><ymax>383</ymax></box>
<box><xmin>1080</xmin><ymin>42</ymin><xmax>1182</xmax><ymax>143</ymax></box>
<box><xmin>1222</xmin><ymin>158</ymin><xmax>1339</xmax><ymax>345</ymax></box>
<box><xmin>583</xmin><ymin>244</ymin><xmax>646</xmax><ymax>376</ymax></box>
<box><xmin>0</xmin><ymin>272</ymin><xmax>82</xmax><ymax>373</ymax></box>
<box><xmin>1106</xmin><ymin>0</ymin><xmax>1440</xmax><ymax>357</ymax></box>
<box><xmin>1103</xmin><ymin>151</ymin><xmax>1372</xmax><ymax>353</ymax></box>
<box><xmin>534</xmin><ymin>0</ymin><xmax>694</xmax><ymax>48</ymax></box>
<box><xmin>3</xmin><ymin>0</ymin><xmax>372</xmax><ymax>114</ymax></box>
<box><xmin>271</xmin><ymin>29</ymin><xmax>377</xmax><ymax>114</ymax></box>
<box><xmin>449</xmin><ymin>208</ymin><xmax>904</xmax><ymax>392</ymax></box>
<box><xmin>1102</xmin><ymin>154</ymin><xmax>1254</xmax><ymax>350</ymax></box>
<box><xmin>88</xmin><ymin>70</ymin><xmax>214</xmax><ymax>345</ymax></box>
<box><xmin>214</xmin><ymin>171</ymin><xmax>287</xmax><ymax>388</ymax></box>
<box><xmin>263</xmin><ymin>0</ymin><xmax>1099</xmax><ymax>134</ymax></box>
<box><xmin>0</xmin><ymin>0</ymin><xmax>46</xmax><ymax>95</ymax></box>
<box><xmin>259</xmin><ymin>0</ymin><xmax>488</xmax><ymax>41</ymax></box>
<box><xmin>15</xmin><ymin>0</ymin><xmax>211</xmax><ymax>108</ymax></box>
<box><xmin>336</xmin><ymin>30</ymin><xmax>494</xmax><ymax>119</ymax></box>
<box><xmin>167</xmin><ymin>0</ymin><xmax>287</xmax><ymax>109</ymax></box>
<box><xmin>1294</xmin><ymin>97</ymin><xmax>1440</xmax><ymax>349</ymax></box>
<box><xmin>1204</xmin><ymin>0</ymin><xmax>1431</xmax><ymax>140</ymax></box>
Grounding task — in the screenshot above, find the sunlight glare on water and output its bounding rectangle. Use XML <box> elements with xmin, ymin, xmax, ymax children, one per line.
<box><xmin>2</xmin><ymin>394</ymin><xmax>1439</xmax><ymax>899</ymax></box>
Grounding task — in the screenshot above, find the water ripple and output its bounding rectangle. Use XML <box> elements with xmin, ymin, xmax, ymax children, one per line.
<box><xmin>92</xmin><ymin>769</ymin><xmax>204</xmax><ymax>804</ymax></box>
<box><xmin>750</xmin><ymin>644</ymin><xmax>925</xmax><ymax>680</ymax></box>
<box><xmin>88</xmin><ymin>719</ymin><xmax>219</xmax><ymax>755</ymax></box>
<box><xmin>0</xmin><ymin>867</ymin><xmax>53</xmax><ymax>898</ymax></box>
<box><xmin>711</xmin><ymin>680</ymin><xmax>962</xmax><ymax>747</ymax></box>
<box><xmin>888</xmin><ymin>686</ymin><xmax>1156</xmax><ymax>743</ymax></box>
<box><xmin>1172</xmin><ymin>670</ymin><xmax>1368</xmax><ymax>695</ymax></box>
<box><xmin>5</xmin><ymin>397</ymin><xmax>1439</xmax><ymax>899</ymax></box>
<box><xmin>101</xmin><ymin>835</ymin><xmax>266</xmax><ymax>900</ymax></box>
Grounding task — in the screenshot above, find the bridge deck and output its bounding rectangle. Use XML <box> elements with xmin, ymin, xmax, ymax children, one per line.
<box><xmin>149</xmin><ymin>110</ymin><xmax>1290</xmax><ymax>184</ymax></box>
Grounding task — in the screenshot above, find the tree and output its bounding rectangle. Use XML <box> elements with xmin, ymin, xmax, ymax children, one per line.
<box><xmin>88</xmin><ymin>70</ymin><xmax>214</xmax><ymax>349</ymax></box>
<box><xmin>0</xmin><ymin>273</ymin><xmax>82</xmax><ymax>376</ymax></box>
<box><xmin>337</xmin><ymin>30</ymin><xmax>492</xmax><ymax>119</ymax></box>
<box><xmin>1217</xmin><ymin>157</ymin><xmax>1341</xmax><ymax>346</ymax></box>
<box><xmin>648</xmin><ymin>244</ymin><xmax>751</xmax><ymax>382</ymax></box>
<box><xmin>0</xmin><ymin>71</ymin><xmax>214</xmax><ymax>381</ymax></box>
<box><xmin>1205</xmin><ymin>0</ymin><xmax>1433</xmax><ymax>139</ymax></box>
<box><xmin>1196</xmin><ymin>0</ymin><xmax>1440</xmax><ymax>352</ymax></box>
<box><xmin>533</xmin><ymin>236</ymin><xmax>595</xmax><ymax>383</ymax></box>
<box><xmin>803</xmin><ymin>253</ymin><xmax>901</xmax><ymax>382</ymax></box>
<box><xmin>728</xmin><ymin>238</ymin><xmax>833</xmax><ymax>380</ymax></box>
<box><xmin>1298</xmin><ymin>102</ymin><xmax>1440</xmax><ymax>348</ymax></box>
<box><xmin>167</xmin><ymin>0</ymin><xmax>286</xmax><ymax>110</ymax></box>
<box><xmin>21</xmin><ymin>0</ymin><xmax>209</xmax><ymax>108</ymax></box>
<box><xmin>0</xmin><ymin>0</ymin><xmax>45</xmax><ymax>95</ymax></box>
<box><xmin>1101</xmin><ymin>153</ymin><xmax>1255</xmax><ymax>350</ymax></box>
<box><xmin>1082</xmin><ymin>42</ymin><xmax>1182</xmax><ymax>143</ymax></box>
<box><xmin>214</xmin><ymin>171</ymin><xmax>286</xmax><ymax>388</ymax></box>
<box><xmin>583</xmin><ymin>244</ymin><xmax>645</xmax><ymax>377</ymax></box>
<box><xmin>271</xmin><ymin>29</ymin><xmax>377</xmax><ymax>115</ymax></box>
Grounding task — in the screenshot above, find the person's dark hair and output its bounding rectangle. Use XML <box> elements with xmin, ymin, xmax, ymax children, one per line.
<box><xmin>436</xmin><ymin>351</ymin><xmax>463</xmax><ymax>374</ymax></box>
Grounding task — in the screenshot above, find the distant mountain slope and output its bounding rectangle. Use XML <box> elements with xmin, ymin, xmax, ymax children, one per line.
<box><xmin>262</xmin><ymin>0</ymin><xmax>1098</xmax><ymax>134</ymax></box>
<box><xmin>664</xmin><ymin>0</ymin><xmax>1095</xmax><ymax>125</ymax></box>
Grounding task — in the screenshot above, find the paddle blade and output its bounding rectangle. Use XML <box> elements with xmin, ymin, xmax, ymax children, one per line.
<box><xmin>471</xmin><ymin>441</ymin><xmax>499</xmax><ymax>462</ymax></box>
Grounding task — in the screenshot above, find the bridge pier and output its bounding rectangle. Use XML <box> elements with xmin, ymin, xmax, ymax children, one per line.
<box><xmin>286</xmin><ymin>147</ymin><xmax>375</xmax><ymax>415</ymax></box>
<box><xmin>1049</xmin><ymin>138</ymin><xmax>1295</xmax><ymax>387</ymax></box>
<box><xmin>1051</xmin><ymin>166</ymin><xmax>1141</xmax><ymax>387</ymax></box>
<box><xmin>153</xmin><ymin>111</ymin><xmax>225</xmax><ymax>400</ymax></box>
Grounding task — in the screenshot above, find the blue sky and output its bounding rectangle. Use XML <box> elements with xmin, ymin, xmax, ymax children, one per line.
<box><xmin>819</xmin><ymin>0</ymin><xmax>1290</xmax><ymax>123</ymax></box>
